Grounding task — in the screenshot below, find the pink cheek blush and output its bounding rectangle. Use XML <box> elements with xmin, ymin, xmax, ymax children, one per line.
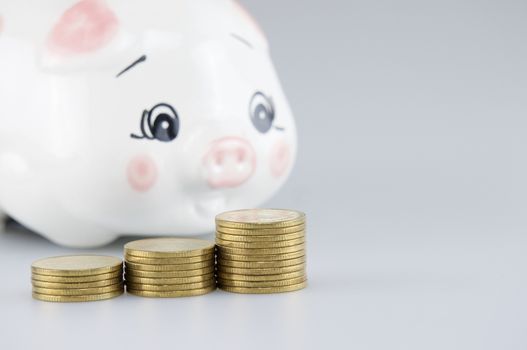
<box><xmin>127</xmin><ymin>155</ymin><xmax>158</xmax><ymax>192</ymax></box>
<box><xmin>0</xmin><ymin>16</ymin><xmax>3</xmax><ymax>34</ymax></box>
<box><xmin>47</xmin><ymin>0</ymin><xmax>119</xmax><ymax>55</ymax></box>
<box><xmin>269</xmin><ymin>140</ymin><xmax>291</xmax><ymax>178</ymax></box>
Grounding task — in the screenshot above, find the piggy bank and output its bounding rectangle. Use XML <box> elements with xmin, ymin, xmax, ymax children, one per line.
<box><xmin>0</xmin><ymin>0</ymin><xmax>296</xmax><ymax>247</ymax></box>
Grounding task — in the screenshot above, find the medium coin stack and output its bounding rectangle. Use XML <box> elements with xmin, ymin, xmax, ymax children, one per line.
<box><xmin>124</xmin><ymin>238</ymin><xmax>216</xmax><ymax>297</ymax></box>
<box><xmin>31</xmin><ymin>255</ymin><xmax>124</xmax><ymax>302</ymax></box>
<box><xmin>215</xmin><ymin>209</ymin><xmax>307</xmax><ymax>294</ymax></box>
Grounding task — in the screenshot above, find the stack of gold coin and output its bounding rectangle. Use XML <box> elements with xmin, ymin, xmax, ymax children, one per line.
<box><xmin>31</xmin><ymin>255</ymin><xmax>124</xmax><ymax>302</ymax></box>
<box><xmin>215</xmin><ymin>209</ymin><xmax>307</xmax><ymax>294</ymax></box>
<box><xmin>124</xmin><ymin>238</ymin><xmax>216</xmax><ymax>297</ymax></box>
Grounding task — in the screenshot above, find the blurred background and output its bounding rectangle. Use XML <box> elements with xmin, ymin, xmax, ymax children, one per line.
<box><xmin>1</xmin><ymin>0</ymin><xmax>526</xmax><ymax>349</ymax></box>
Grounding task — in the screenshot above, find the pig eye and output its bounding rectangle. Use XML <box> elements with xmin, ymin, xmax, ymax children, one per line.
<box><xmin>131</xmin><ymin>103</ymin><xmax>180</xmax><ymax>142</ymax></box>
<box><xmin>249</xmin><ymin>92</ymin><xmax>275</xmax><ymax>133</ymax></box>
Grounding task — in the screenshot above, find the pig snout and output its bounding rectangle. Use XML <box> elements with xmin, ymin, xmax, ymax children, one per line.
<box><xmin>203</xmin><ymin>137</ymin><xmax>256</xmax><ymax>189</ymax></box>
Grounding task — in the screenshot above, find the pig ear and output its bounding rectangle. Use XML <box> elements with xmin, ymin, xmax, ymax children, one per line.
<box><xmin>233</xmin><ymin>0</ymin><xmax>261</xmax><ymax>30</ymax></box>
<box><xmin>231</xmin><ymin>1</ymin><xmax>267</xmax><ymax>44</ymax></box>
<box><xmin>46</xmin><ymin>0</ymin><xmax>119</xmax><ymax>56</ymax></box>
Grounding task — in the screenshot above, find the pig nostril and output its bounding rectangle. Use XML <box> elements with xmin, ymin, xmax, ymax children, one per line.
<box><xmin>237</xmin><ymin>149</ymin><xmax>245</xmax><ymax>163</ymax></box>
<box><xmin>215</xmin><ymin>154</ymin><xmax>222</xmax><ymax>166</ymax></box>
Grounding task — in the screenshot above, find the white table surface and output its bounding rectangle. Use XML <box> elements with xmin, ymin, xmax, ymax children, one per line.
<box><xmin>1</xmin><ymin>222</ymin><xmax>526</xmax><ymax>350</ymax></box>
<box><xmin>2</xmin><ymin>0</ymin><xmax>527</xmax><ymax>348</ymax></box>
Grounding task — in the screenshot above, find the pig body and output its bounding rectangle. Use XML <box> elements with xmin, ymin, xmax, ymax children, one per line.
<box><xmin>0</xmin><ymin>0</ymin><xmax>297</xmax><ymax>247</ymax></box>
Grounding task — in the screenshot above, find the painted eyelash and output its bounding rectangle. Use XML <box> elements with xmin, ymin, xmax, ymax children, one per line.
<box><xmin>130</xmin><ymin>110</ymin><xmax>153</xmax><ymax>139</ymax></box>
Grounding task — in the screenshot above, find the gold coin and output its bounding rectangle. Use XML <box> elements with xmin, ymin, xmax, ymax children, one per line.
<box><xmin>218</xmin><ymin>256</ymin><xmax>306</xmax><ymax>269</ymax></box>
<box><xmin>216</xmin><ymin>263</ymin><xmax>305</xmax><ymax>275</ymax></box>
<box><xmin>218</xmin><ymin>270</ymin><xmax>306</xmax><ymax>282</ymax></box>
<box><xmin>31</xmin><ymin>270</ymin><xmax>122</xmax><ymax>283</ymax></box>
<box><xmin>127</xmin><ymin>285</ymin><xmax>216</xmax><ymax>298</ymax></box>
<box><xmin>32</xmin><ymin>279</ymin><xmax>122</xmax><ymax>289</ymax></box>
<box><xmin>124</xmin><ymin>238</ymin><xmax>215</xmax><ymax>258</ymax></box>
<box><xmin>125</xmin><ymin>260</ymin><xmax>213</xmax><ymax>272</ymax></box>
<box><xmin>126</xmin><ymin>280</ymin><xmax>215</xmax><ymax>292</ymax></box>
<box><xmin>216</xmin><ymin>230</ymin><xmax>305</xmax><ymax>242</ymax></box>
<box><xmin>217</xmin><ymin>250</ymin><xmax>305</xmax><ymax>262</ymax></box>
<box><xmin>216</xmin><ymin>209</ymin><xmax>305</xmax><ymax>229</ymax></box>
<box><xmin>124</xmin><ymin>266</ymin><xmax>214</xmax><ymax>278</ymax></box>
<box><xmin>219</xmin><ymin>280</ymin><xmax>307</xmax><ymax>294</ymax></box>
<box><xmin>216</xmin><ymin>224</ymin><xmax>305</xmax><ymax>236</ymax></box>
<box><xmin>124</xmin><ymin>253</ymin><xmax>214</xmax><ymax>265</ymax></box>
<box><xmin>32</xmin><ymin>283</ymin><xmax>124</xmax><ymax>296</ymax></box>
<box><xmin>31</xmin><ymin>255</ymin><xmax>123</xmax><ymax>276</ymax></box>
<box><xmin>125</xmin><ymin>272</ymin><xmax>214</xmax><ymax>285</ymax></box>
<box><xmin>216</xmin><ymin>237</ymin><xmax>305</xmax><ymax>249</ymax></box>
<box><xmin>32</xmin><ymin>290</ymin><xmax>123</xmax><ymax>302</ymax></box>
<box><xmin>218</xmin><ymin>276</ymin><xmax>306</xmax><ymax>288</ymax></box>
<box><xmin>216</xmin><ymin>243</ymin><xmax>305</xmax><ymax>256</ymax></box>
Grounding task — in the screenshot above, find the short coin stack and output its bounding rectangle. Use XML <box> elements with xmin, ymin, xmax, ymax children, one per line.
<box><xmin>124</xmin><ymin>238</ymin><xmax>216</xmax><ymax>297</ymax></box>
<box><xmin>215</xmin><ymin>209</ymin><xmax>307</xmax><ymax>294</ymax></box>
<box><xmin>31</xmin><ymin>255</ymin><xmax>124</xmax><ymax>302</ymax></box>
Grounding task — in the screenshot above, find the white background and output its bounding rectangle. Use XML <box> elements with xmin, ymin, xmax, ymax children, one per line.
<box><xmin>1</xmin><ymin>0</ymin><xmax>527</xmax><ymax>349</ymax></box>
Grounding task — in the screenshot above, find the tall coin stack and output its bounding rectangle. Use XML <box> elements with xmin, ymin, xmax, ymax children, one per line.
<box><xmin>215</xmin><ymin>209</ymin><xmax>307</xmax><ymax>294</ymax></box>
<box><xmin>31</xmin><ymin>255</ymin><xmax>124</xmax><ymax>302</ymax></box>
<box><xmin>124</xmin><ymin>238</ymin><xmax>216</xmax><ymax>298</ymax></box>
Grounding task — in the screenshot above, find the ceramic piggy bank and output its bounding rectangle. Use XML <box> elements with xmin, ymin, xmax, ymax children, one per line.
<box><xmin>0</xmin><ymin>0</ymin><xmax>296</xmax><ymax>247</ymax></box>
